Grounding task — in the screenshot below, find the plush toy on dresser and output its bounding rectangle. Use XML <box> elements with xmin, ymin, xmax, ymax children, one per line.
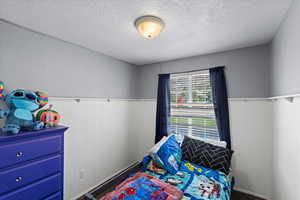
<box><xmin>0</xmin><ymin>81</ymin><xmax>48</xmax><ymax>134</ymax></box>
<box><xmin>36</xmin><ymin>104</ymin><xmax>61</xmax><ymax>128</ymax></box>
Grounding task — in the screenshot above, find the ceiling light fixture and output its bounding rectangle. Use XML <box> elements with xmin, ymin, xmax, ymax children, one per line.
<box><xmin>135</xmin><ymin>16</ymin><xmax>164</xmax><ymax>39</ymax></box>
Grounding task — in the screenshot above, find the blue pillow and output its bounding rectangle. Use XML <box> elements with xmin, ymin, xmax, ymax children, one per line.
<box><xmin>150</xmin><ymin>135</ymin><xmax>182</xmax><ymax>174</ymax></box>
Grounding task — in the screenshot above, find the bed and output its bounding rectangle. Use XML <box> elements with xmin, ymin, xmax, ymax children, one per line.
<box><xmin>100</xmin><ymin>135</ymin><xmax>232</xmax><ymax>200</ymax></box>
<box><xmin>141</xmin><ymin>157</ymin><xmax>231</xmax><ymax>200</ymax></box>
<box><xmin>100</xmin><ymin>157</ymin><xmax>231</xmax><ymax>200</ymax></box>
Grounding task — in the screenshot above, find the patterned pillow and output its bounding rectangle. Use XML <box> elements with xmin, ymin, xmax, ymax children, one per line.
<box><xmin>181</xmin><ymin>136</ymin><xmax>233</xmax><ymax>175</ymax></box>
<box><xmin>150</xmin><ymin>135</ymin><xmax>182</xmax><ymax>174</ymax></box>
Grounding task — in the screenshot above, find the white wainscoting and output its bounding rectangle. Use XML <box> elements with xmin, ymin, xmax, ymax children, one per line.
<box><xmin>49</xmin><ymin>99</ymin><xmax>138</xmax><ymax>200</ymax></box>
<box><xmin>130</xmin><ymin>99</ymin><xmax>273</xmax><ymax>199</ymax></box>
<box><xmin>129</xmin><ymin>100</ymin><xmax>157</xmax><ymax>161</ymax></box>
<box><xmin>272</xmin><ymin>98</ymin><xmax>300</xmax><ymax>200</ymax></box>
<box><xmin>229</xmin><ymin>100</ymin><xmax>272</xmax><ymax>199</ymax></box>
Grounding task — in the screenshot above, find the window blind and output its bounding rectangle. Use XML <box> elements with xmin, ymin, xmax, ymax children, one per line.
<box><xmin>170</xmin><ymin>70</ymin><xmax>219</xmax><ymax>140</ymax></box>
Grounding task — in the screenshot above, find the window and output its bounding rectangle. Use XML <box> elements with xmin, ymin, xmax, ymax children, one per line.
<box><xmin>170</xmin><ymin>70</ymin><xmax>219</xmax><ymax>140</ymax></box>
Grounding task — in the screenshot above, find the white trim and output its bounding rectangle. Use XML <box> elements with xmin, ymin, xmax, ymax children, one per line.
<box><xmin>49</xmin><ymin>96</ymin><xmax>271</xmax><ymax>102</ymax></box>
<box><xmin>48</xmin><ymin>97</ymin><xmax>151</xmax><ymax>102</ymax></box>
<box><xmin>48</xmin><ymin>95</ymin><xmax>300</xmax><ymax>103</ymax></box>
<box><xmin>234</xmin><ymin>187</ymin><xmax>270</xmax><ymax>200</ymax></box>
<box><xmin>132</xmin><ymin>98</ymin><xmax>157</xmax><ymax>102</ymax></box>
<box><xmin>268</xmin><ymin>93</ymin><xmax>300</xmax><ymax>100</ymax></box>
<box><xmin>268</xmin><ymin>93</ymin><xmax>300</xmax><ymax>102</ymax></box>
<box><xmin>71</xmin><ymin>161</ymin><xmax>140</xmax><ymax>200</ymax></box>
<box><xmin>229</xmin><ymin>98</ymin><xmax>269</xmax><ymax>101</ymax></box>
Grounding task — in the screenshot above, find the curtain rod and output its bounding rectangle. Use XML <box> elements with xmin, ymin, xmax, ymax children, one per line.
<box><xmin>159</xmin><ymin>66</ymin><xmax>225</xmax><ymax>75</ymax></box>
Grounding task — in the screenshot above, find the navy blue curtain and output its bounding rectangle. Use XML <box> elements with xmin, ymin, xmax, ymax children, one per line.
<box><xmin>155</xmin><ymin>74</ymin><xmax>171</xmax><ymax>144</ymax></box>
<box><xmin>209</xmin><ymin>66</ymin><xmax>231</xmax><ymax>150</ymax></box>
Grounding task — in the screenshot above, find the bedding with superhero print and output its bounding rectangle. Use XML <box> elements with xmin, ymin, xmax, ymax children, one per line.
<box><xmin>142</xmin><ymin>157</ymin><xmax>231</xmax><ymax>200</ymax></box>
<box><xmin>99</xmin><ymin>172</ymin><xmax>183</xmax><ymax>200</ymax></box>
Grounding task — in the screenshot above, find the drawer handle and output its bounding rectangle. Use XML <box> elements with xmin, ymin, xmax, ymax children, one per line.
<box><xmin>15</xmin><ymin>177</ymin><xmax>22</xmax><ymax>182</ymax></box>
<box><xmin>16</xmin><ymin>152</ymin><xmax>23</xmax><ymax>157</ymax></box>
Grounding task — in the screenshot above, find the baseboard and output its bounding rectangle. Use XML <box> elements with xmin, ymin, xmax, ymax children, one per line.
<box><xmin>74</xmin><ymin>161</ymin><xmax>141</xmax><ymax>200</ymax></box>
<box><xmin>234</xmin><ymin>187</ymin><xmax>271</xmax><ymax>200</ymax></box>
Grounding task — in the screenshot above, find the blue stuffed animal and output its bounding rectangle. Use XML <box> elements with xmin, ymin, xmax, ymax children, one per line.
<box><xmin>0</xmin><ymin>81</ymin><xmax>48</xmax><ymax>134</ymax></box>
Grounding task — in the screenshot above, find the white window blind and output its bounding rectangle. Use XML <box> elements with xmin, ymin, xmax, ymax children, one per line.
<box><xmin>170</xmin><ymin>70</ymin><xmax>219</xmax><ymax>140</ymax></box>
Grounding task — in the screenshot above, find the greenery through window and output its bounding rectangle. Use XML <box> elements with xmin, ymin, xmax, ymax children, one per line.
<box><xmin>170</xmin><ymin>70</ymin><xmax>219</xmax><ymax>140</ymax></box>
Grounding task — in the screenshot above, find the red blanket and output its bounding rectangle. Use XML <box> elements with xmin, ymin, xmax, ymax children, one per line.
<box><xmin>99</xmin><ymin>172</ymin><xmax>183</xmax><ymax>200</ymax></box>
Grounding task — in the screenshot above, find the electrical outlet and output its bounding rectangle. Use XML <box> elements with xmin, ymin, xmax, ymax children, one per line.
<box><xmin>79</xmin><ymin>169</ymin><xmax>85</xmax><ymax>180</ymax></box>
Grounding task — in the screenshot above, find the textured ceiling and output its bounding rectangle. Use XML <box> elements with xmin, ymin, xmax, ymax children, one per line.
<box><xmin>0</xmin><ymin>0</ymin><xmax>292</xmax><ymax>65</ymax></box>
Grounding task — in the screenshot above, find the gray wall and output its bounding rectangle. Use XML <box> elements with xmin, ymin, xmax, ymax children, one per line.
<box><xmin>136</xmin><ymin>45</ymin><xmax>270</xmax><ymax>99</ymax></box>
<box><xmin>0</xmin><ymin>20</ymin><xmax>137</xmax><ymax>98</ymax></box>
<box><xmin>270</xmin><ymin>0</ymin><xmax>300</xmax><ymax>96</ymax></box>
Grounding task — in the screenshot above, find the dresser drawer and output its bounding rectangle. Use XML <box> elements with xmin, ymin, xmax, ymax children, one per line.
<box><xmin>0</xmin><ymin>173</ymin><xmax>62</xmax><ymax>200</ymax></box>
<box><xmin>44</xmin><ymin>191</ymin><xmax>62</xmax><ymax>200</ymax></box>
<box><xmin>0</xmin><ymin>135</ymin><xmax>62</xmax><ymax>169</ymax></box>
<box><xmin>0</xmin><ymin>155</ymin><xmax>61</xmax><ymax>195</ymax></box>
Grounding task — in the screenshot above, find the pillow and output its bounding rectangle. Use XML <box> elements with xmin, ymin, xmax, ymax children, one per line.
<box><xmin>149</xmin><ymin>135</ymin><xmax>182</xmax><ymax>174</ymax></box>
<box><xmin>173</xmin><ymin>134</ymin><xmax>227</xmax><ymax>148</ymax></box>
<box><xmin>148</xmin><ymin>136</ymin><xmax>168</xmax><ymax>155</ymax></box>
<box><xmin>173</xmin><ymin>134</ymin><xmax>184</xmax><ymax>146</ymax></box>
<box><xmin>189</xmin><ymin>135</ymin><xmax>227</xmax><ymax>148</ymax></box>
<box><xmin>181</xmin><ymin>136</ymin><xmax>233</xmax><ymax>175</ymax></box>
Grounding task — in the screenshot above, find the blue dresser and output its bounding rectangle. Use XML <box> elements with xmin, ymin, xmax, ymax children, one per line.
<box><xmin>0</xmin><ymin>126</ymin><xmax>68</xmax><ymax>200</ymax></box>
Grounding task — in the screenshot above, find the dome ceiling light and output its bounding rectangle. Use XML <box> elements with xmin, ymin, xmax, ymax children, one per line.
<box><xmin>135</xmin><ymin>16</ymin><xmax>165</xmax><ymax>39</ymax></box>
